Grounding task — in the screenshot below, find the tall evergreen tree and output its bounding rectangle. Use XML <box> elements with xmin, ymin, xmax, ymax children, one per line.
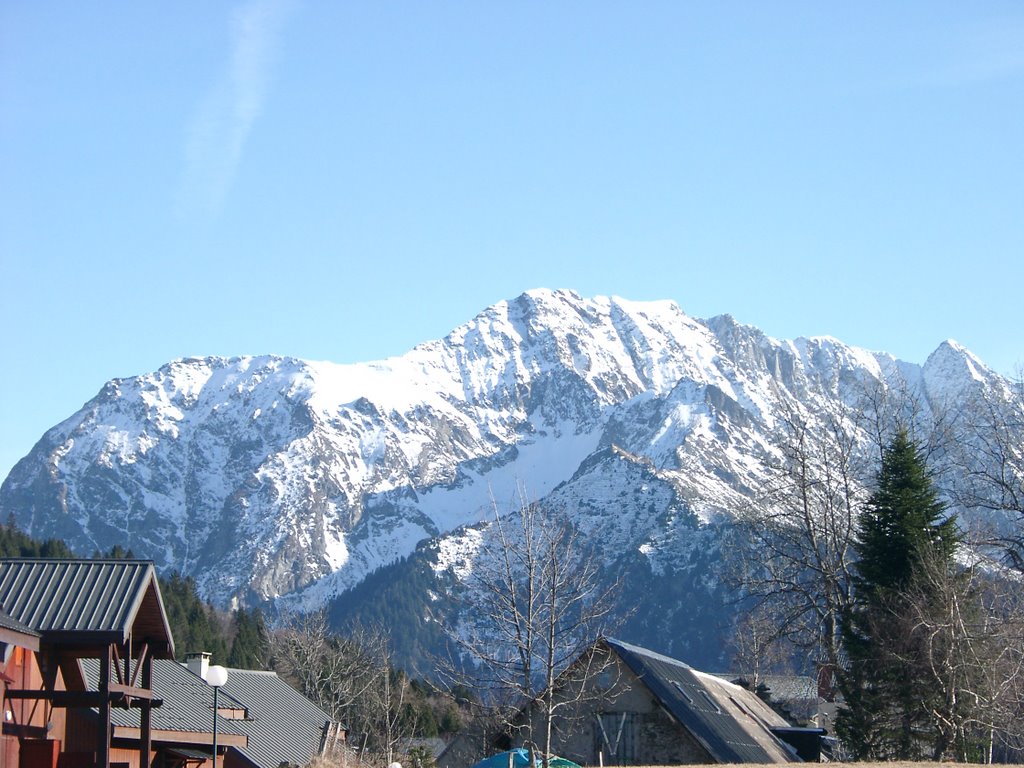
<box><xmin>0</xmin><ymin>516</ymin><xmax>74</xmax><ymax>558</ymax></box>
<box><xmin>837</xmin><ymin>428</ymin><xmax>960</xmax><ymax>759</ymax></box>
<box><xmin>228</xmin><ymin>607</ymin><xmax>270</xmax><ymax>669</ymax></box>
<box><xmin>161</xmin><ymin>571</ymin><xmax>230</xmax><ymax>663</ymax></box>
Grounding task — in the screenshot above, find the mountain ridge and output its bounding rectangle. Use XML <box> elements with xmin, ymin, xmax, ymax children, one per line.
<box><xmin>1</xmin><ymin>289</ymin><xmax>1012</xmax><ymax>644</ymax></box>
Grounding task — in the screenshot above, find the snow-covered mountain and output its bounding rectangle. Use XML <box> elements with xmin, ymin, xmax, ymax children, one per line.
<box><xmin>1</xmin><ymin>289</ymin><xmax>1016</xmax><ymax>664</ymax></box>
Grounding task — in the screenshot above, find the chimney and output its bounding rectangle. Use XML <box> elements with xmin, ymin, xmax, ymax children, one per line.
<box><xmin>185</xmin><ymin>651</ymin><xmax>211</xmax><ymax>681</ymax></box>
<box><xmin>817</xmin><ymin>663</ymin><xmax>835</xmax><ymax>702</ymax></box>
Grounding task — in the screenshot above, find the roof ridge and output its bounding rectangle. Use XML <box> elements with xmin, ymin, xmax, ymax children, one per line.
<box><xmin>605</xmin><ymin>637</ymin><xmax>693</xmax><ymax>669</ymax></box>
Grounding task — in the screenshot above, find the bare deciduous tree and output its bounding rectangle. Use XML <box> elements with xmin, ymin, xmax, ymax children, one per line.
<box><xmin>730</xmin><ymin>395</ymin><xmax>866</xmax><ymax>674</ymax></box>
<box><xmin>272</xmin><ymin>614</ymin><xmax>426</xmax><ymax>767</ymax></box>
<box><xmin>950</xmin><ymin>376</ymin><xmax>1024</xmax><ymax>569</ymax></box>
<box><xmin>271</xmin><ymin>610</ymin><xmax>382</xmax><ymax>723</ymax></box>
<box><xmin>728</xmin><ymin>374</ymin><xmax>958</xmax><ymax>679</ymax></box>
<box><xmin>359</xmin><ymin>646</ymin><xmax>419</xmax><ymax>767</ymax></box>
<box><xmin>445</xmin><ymin>492</ymin><xmax>620</xmax><ymax>767</ymax></box>
<box><xmin>729</xmin><ymin>601</ymin><xmax>793</xmax><ymax>690</ymax></box>
<box><xmin>897</xmin><ymin>541</ymin><xmax>1024</xmax><ymax>762</ymax></box>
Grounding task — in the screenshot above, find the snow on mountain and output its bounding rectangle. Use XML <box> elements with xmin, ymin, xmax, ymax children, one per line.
<box><xmin>0</xmin><ymin>289</ymin><xmax>1015</xmax><ymax>635</ymax></box>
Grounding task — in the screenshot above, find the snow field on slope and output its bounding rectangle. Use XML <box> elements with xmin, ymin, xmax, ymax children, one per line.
<box><xmin>414</xmin><ymin>417</ymin><xmax>604</xmax><ymax>532</ymax></box>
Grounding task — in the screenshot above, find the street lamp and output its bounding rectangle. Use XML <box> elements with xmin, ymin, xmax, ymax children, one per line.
<box><xmin>207</xmin><ymin>665</ymin><xmax>228</xmax><ymax>766</ymax></box>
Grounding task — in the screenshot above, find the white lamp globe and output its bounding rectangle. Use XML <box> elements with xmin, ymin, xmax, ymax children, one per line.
<box><xmin>207</xmin><ymin>665</ymin><xmax>228</xmax><ymax>687</ymax></box>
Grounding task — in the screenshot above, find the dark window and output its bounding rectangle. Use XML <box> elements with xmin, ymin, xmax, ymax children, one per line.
<box><xmin>699</xmin><ymin>689</ymin><xmax>722</xmax><ymax>714</ymax></box>
<box><xmin>671</xmin><ymin>680</ymin><xmax>694</xmax><ymax>704</ymax></box>
<box><xmin>595</xmin><ymin>711</ymin><xmax>637</xmax><ymax>765</ymax></box>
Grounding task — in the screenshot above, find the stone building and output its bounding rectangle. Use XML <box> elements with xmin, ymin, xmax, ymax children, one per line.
<box><xmin>441</xmin><ymin>638</ymin><xmax>820</xmax><ymax>768</ymax></box>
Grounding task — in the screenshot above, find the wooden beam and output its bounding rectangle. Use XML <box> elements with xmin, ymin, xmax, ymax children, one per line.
<box><xmin>42</xmin><ymin>639</ymin><xmax>173</xmax><ymax>659</ymax></box>
<box><xmin>130</xmin><ymin>642</ymin><xmax>150</xmax><ymax>688</ymax></box>
<box><xmin>6</xmin><ymin>688</ymin><xmax>163</xmax><ymax>708</ymax></box>
<box><xmin>109</xmin><ymin>682</ymin><xmax>158</xmax><ymax>700</ymax></box>
<box><xmin>112</xmin><ymin>644</ymin><xmax>125</xmax><ymax>686</ymax></box>
<box><xmin>113</xmin><ymin>726</ymin><xmax>247</xmax><ymax>748</ymax></box>
<box><xmin>0</xmin><ymin>626</ymin><xmax>40</xmax><ymax>652</ymax></box>
<box><xmin>1</xmin><ymin>723</ymin><xmax>48</xmax><ymax>739</ymax></box>
<box><xmin>100</xmin><ymin>644</ymin><xmax>111</xmax><ymax>768</ymax></box>
<box><xmin>141</xmin><ymin>649</ymin><xmax>152</xmax><ymax>768</ymax></box>
<box><xmin>6</xmin><ymin>689</ymin><xmax>106</xmax><ymax>706</ymax></box>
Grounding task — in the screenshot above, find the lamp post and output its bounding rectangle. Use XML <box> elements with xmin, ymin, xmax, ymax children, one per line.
<box><xmin>207</xmin><ymin>665</ymin><xmax>228</xmax><ymax>766</ymax></box>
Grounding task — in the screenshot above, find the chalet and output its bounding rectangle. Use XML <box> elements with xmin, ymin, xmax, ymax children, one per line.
<box><xmin>0</xmin><ymin>558</ymin><xmax>343</xmax><ymax>768</ymax></box>
<box><xmin>79</xmin><ymin>654</ymin><xmax>345</xmax><ymax>768</ymax></box>
<box><xmin>441</xmin><ymin>638</ymin><xmax>823</xmax><ymax>768</ymax></box>
<box><xmin>0</xmin><ymin>558</ymin><xmax>175</xmax><ymax>768</ymax></box>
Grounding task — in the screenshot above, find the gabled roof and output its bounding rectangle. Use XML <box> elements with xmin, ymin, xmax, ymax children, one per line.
<box><xmin>714</xmin><ymin>673</ymin><xmax>821</xmax><ymax>722</ymax></box>
<box><xmin>80</xmin><ymin>658</ymin><xmax>247</xmax><ymax>742</ymax></box>
<box><xmin>714</xmin><ymin>673</ymin><xmax>818</xmax><ymax>704</ymax></box>
<box><xmin>605</xmin><ymin>638</ymin><xmax>799</xmax><ymax>764</ymax></box>
<box><xmin>0</xmin><ymin>558</ymin><xmax>175</xmax><ymax>656</ymax></box>
<box><xmin>220</xmin><ymin>667</ymin><xmax>337</xmax><ymax>768</ymax></box>
<box><xmin>81</xmin><ymin>660</ymin><xmax>337</xmax><ymax>768</ymax></box>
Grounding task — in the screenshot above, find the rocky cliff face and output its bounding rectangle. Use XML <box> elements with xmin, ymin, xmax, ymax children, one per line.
<box><xmin>1</xmin><ymin>290</ymin><xmax>1014</xmax><ymax>636</ymax></box>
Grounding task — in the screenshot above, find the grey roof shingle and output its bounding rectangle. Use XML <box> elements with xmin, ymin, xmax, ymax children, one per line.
<box><xmin>0</xmin><ymin>559</ymin><xmax>173</xmax><ymax>654</ymax></box>
<box><xmin>713</xmin><ymin>673</ymin><xmax>820</xmax><ymax>722</ymax></box>
<box><xmin>80</xmin><ymin>658</ymin><xmax>247</xmax><ymax>739</ymax></box>
<box><xmin>606</xmin><ymin>638</ymin><xmax>799</xmax><ymax>764</ymax></box>
<box><xmin>0</xmin><ymin>606</ymin><xmax>40</xmax><ymax>637</ymax></box>
<box><xmin>220</xmin><ymin>668</ymin><xmax>336</xmax><ymax>768</ymax></box>
<box><xmin>81</xmin><ymin>660</ymin><xmax>336</xmax><ymax>768</ymax></box>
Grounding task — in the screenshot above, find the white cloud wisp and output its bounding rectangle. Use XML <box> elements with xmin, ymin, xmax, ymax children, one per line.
<box><xmin>179</xmin><ymin>0</ymin><xmax>292</xmax><ymax>217</ymax></box>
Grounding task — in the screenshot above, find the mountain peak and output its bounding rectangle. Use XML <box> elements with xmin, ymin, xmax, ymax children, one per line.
<box><xmin>923</xmin><ymin>338</ymin><xmax>994</xmax><ymax>393</ymax></box>
<box><xmin>0</xmin><ymin>291</ymin><xmax>1007</xmax><ymax>616</ymax></box>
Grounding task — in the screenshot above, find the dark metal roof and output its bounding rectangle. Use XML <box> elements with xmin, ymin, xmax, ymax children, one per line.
<box><xmin>81</xmin><ymin>660</ymin><xmax>337</xmax><ymax>768</ymax></box>
<box><xmin>220</xmin><ymin>668</ymin><xmax>337</xmax><ymax>768</ymax></box>
<box><xmin>0</xmin><ymin>607</ymin><xmax>40</xmax><ymax>637</ymax></box>
<box><xmin>606</xmin><ymin>638</ymin><xmax>799</xmax><ymax>764</ymax></box>
<box><xmin>80</xmin><ymin>658</ymin><xmax>247</xmax><ymax>739</ymax></box>
<box><xmin>0</xmin><ymin>558</ymin><xmax>174</xmax><ymax>655</ymax></box>
<box><xmin>715</xmin><ymin>673</ymin><xmax>818</xmax><ymax>703</ymax></box>
<box><xmin>714</xmin><ymin>673</ymin><xmax>820</xmax><ymax>723</ymax></box>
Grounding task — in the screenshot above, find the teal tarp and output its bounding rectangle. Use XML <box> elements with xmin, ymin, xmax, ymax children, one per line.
<box><xmin>470</xmin><ymin>750</ymin><xmax>581</xmax><ymax>768</ymax></box>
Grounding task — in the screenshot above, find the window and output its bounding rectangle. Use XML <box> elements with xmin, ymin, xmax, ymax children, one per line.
<box><xmin>699</xmin><ymin>689</ymin><xmax>722</xmax><ymax>714</ymax></box>
<box><xmin>671</xmin><ymin>680</ymin><xmax>694</xmax><ymax>704</ymax></box>
<box><xmin>595</xmin><ymin>711</ymin><xmax>637</xmax><ymax>765</ymax></box>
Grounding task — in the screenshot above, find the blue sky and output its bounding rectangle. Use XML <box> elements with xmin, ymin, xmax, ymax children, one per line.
<box><xmin>2</xmin><ymin>1</ymin><xmax>1022</xmax><ymax>483</ymax></box>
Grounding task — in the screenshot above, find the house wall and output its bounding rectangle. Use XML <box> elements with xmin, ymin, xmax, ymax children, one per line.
<box><xmin>518</xmin><ymin>652</ymin><xmax>713</xmax><ymax>766</ymax></box>
<box><xmin>2</xmin><ymin>644</ymin><xmax>56</xmax><ymax>768</ymax></box>
<box><xmin>437</xmin><ymin>715</ymin><xmax>508</xmax><ymax>768</ymax></box>
<box><xmin>110</xmin><ymin>745</ymin><xmax>145</xmax><ymax>768</ymax></box>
